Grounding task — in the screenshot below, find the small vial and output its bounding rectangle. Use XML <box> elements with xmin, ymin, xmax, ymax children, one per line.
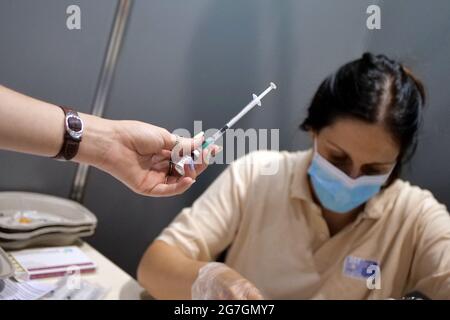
<box><xmin>174</xmin><ymin>155</ymin><xmax>194</xmax><ymax>176</ymax></box>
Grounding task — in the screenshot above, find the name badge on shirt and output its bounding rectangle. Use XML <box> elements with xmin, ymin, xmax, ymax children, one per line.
<box><xmin>343</xmin><ymin>255</ymin><xmax>379</xmax><ymax>280</ymax></box>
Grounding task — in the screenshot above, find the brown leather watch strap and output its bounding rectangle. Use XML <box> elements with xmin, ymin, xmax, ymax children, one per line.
<box><xmin>54</xmin><ymin>106</ymin><xmax>83</xmax><ymax>161</ymax></box>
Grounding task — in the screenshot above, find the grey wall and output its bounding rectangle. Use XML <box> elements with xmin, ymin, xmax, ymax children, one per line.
<box><xmin>0</xmin><ymin>0</ymin><xmax>117</xmax><ymax>197</ymax></box>
<box><xmin>1</xmin><ymin>0</ymin><xmax>449</xmax><ymax>276</ymax></box>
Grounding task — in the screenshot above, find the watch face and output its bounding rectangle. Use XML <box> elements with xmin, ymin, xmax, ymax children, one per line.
<box><xmin>66</xmin><ymin>113</ymin><xmax>83</xmax><ymax>140</ymax></box>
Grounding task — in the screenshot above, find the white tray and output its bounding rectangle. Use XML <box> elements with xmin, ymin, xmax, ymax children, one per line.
<box><xmin>0</xmin><ymin>192</ymin><xmax>97</xmax><ymax>232</ymax></box>
<box><xmin>0</xmin><ymin>229</ymin><xmax>95</xmax><ymax>250</ymax></box>
<box><xmin>0</xmin><ymin>225</ymin><xmax>95</xmax><ymax>240</ymax></box>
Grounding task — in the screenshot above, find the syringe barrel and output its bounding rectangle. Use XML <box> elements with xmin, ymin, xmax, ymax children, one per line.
<box><xmin>202</xmin><ymin>137</ymin><xmax>215</xmax><ymax>149</ymax></box>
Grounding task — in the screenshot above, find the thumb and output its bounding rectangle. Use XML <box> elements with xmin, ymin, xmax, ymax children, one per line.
<box><xmin>246</xmin><ymin>288</ymin><xmax>265</xmax><ymax>300</ymax></box>
<box><xmin>243</xmin><ymin>285</ymin><xmax>265</xmax><ymax>300</ymax></box>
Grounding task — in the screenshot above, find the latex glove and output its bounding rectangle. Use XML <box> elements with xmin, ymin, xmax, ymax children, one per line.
<box><xmin>191</xmin><ymin>262</ymin><xmax>264</xmax><ymax>300</ymax></box>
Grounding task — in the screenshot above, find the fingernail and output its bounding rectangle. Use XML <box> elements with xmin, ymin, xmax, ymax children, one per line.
<box><xmin>194</xmin><ymin>131</ymin><xmax>204</xmax><ymax>139</ymax></box>
<box><xmin>205</xmin><ymin>152</ymin><xmax>212</xmax><ymax>165</ymax></box>
<box><xmin>209</xmin><ymin>146</ymin><xmax>222</xmax><ymax>157</ymax></box>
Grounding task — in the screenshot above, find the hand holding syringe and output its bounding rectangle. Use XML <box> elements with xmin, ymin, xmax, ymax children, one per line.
<box><xmin>174</xmin><ymin>82</ymin><xmax>277</xmax><ymax>175</ymax></box>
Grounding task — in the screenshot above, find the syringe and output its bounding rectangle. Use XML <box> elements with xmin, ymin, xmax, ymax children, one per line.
<box><xmin>174</xmin><ymin>82</ymin><xmax>277</xmax><ymax>175</ymax></box>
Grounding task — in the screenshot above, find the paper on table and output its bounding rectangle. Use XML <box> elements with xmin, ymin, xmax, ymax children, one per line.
<box><xmin>42</xmin><ymin>274</ymin><xmax>109</xmax><ymax>300</ymax></box>
<box><xmin>0</xmin><ymin>278</ymin><xmax>55</xmax><ymax>300</ymax></box>
<box><xmin>8</xmin><ymin>246</ymin><xmax>96</xmax><ymax>279</ymax></box>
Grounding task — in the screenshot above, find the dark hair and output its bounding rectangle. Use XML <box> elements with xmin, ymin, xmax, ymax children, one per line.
<box><xmin>300</xmin><ymin>52</ymin><xmax>426</xmax><ymax>185</ymax></box>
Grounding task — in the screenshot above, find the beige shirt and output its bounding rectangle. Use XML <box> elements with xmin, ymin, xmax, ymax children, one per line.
<box><xmin>157</xmin><ymin>149</ymin><xmax>450</xmax><ymax>299</ymax></box>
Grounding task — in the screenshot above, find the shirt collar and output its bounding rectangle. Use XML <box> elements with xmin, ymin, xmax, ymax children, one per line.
<box><xmin>361</xmin><ymin>180</ymin><xmax>401</xmax><ymax>219</ymax></box>
<box><xmin>289</xmin><ymin>148</ymin><xmax>315</xmax><ymax>203</ymax></box>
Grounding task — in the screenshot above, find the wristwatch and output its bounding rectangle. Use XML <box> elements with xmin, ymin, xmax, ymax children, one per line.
<box><xmin>54</xmin><ymin>106</ymin><xmax>84</xmax><ymax>160</ymax></box>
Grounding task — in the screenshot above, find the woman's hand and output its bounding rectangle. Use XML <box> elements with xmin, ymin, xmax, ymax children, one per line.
<box><xmin>191</xmin><ymin>262</ymin><xmax>264</xmax><ymax>300</ymax></box>
<box><xmin>0</xmin><ymin>85</ymin><xmax>218</xmax><ymax>197</ymax></box>
<box><xmin>79</xmin><ymin>117</ymin><xmax>218</xmax><ymax>197</ymax></box>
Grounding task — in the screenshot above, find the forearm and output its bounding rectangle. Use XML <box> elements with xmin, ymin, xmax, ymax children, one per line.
<box><xmin>137</xmin><ymin>240</ymin><xmax>207</xmax><ymax>299</ymax></box>
<box><xmin>0</xmin><ymin>85</ymin><xmax>115</xmax><ymax>167</ymax></box>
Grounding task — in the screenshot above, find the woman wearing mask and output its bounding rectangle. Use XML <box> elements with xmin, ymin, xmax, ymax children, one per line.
<box><xmin>137</xmin><ymin>53</ymin><xmax>450</xmax><ymax>299</ymax></box>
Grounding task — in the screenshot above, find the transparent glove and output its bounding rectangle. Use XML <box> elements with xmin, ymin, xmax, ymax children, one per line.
<box><xmin>191</xmin><ymin>262</ymin><xmax>264</xmax><ymax>300</ymax></box>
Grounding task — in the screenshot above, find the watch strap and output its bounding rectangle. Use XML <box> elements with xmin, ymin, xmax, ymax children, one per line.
<box><xmin>54</xmin><ymin>106</ymin><xmax>82</xmax><ymax>161</ymax></box>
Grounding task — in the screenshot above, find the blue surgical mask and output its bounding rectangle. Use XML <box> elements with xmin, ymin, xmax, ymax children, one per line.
<box><xmin>307</xmin><ymin>139</ymin><xmax>394</xmax><ymax>214</ymax></box>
